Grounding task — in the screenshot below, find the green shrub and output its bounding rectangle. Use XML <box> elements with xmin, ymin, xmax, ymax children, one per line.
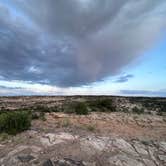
<box><xmin>61</xmin><ymin>118</ymin><xmax>71</xmax><ymax>127</ymax></box>
<box><xmin>0</xmin><ymin>133</ymin><xmax>10</xmax><ymax>141</ymax></box>
<box><xmin>49</xmin><ymin>106</ymin><xmax>59</xmax><ymax>112</ymax></box>
<box><xmin>161</xmin><ymin>106</ymin><xmax>166</xmax><ymax>113</ymax></box>
<box><xmin>34</xmin><ymin>105</ymin><xmax>59</xmax><ymax>113</ymax></box>
<box><xmin>86</xmin><ymin>124</ymin><xmax>96</xmax><ymax>132</ymax></box>
<box><xmin>74</xmin><ymin>102</ymin><xmax>89</xmax><ymax>115</ymax></box>
<box><xmin>34</xmin><ymin>106</ymin><xmax>50</xmax><ymax>112</ymax></box>
<box><xmin>62</xmin><ymin>102</ymin><xmax>88</xmax><ymax>115</ymax></box>
<box><xmin>88</xmin><ymin>98</ymin><xmax>116</xmax><ymax>112</ymax></box>
<box><xmin>132</xmin><ymin>107</ymin><xmax>144</xmax><ymax>114</ymax></box>
<box><xmin>0</xmin><ymin>111</ymin><xmax>31</xmax><ymax>135</ymax></box>
<box><xmin>39</xmin><ymin>112</ymin><xmax>46</xmax><ymax>121</ymax></box>
<box><xmin>62</xmin><ymin>103</ymin><xmax>76</xmax><ymax>114</ymax></box>
<box><xmin>31</xmin><ymin>112</ymin><xmax>40</xmax><ymax>120</ymax></box>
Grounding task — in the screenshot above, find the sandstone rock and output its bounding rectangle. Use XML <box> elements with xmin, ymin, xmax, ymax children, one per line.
<box><xmin>113</xmin><ymin>139</ymin><xmax>138</xmax><ymax>156</ymax></box>
<box><xmin>80</xmin><ymin>136</ymin><xmax>110</xmax><ymax>155</ymax></box>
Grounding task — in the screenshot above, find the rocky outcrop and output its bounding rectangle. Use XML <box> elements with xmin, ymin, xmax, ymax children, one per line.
<box><xmin>0</xmin><ymin>132</ymin><xmax>165</xmax><ymax>166</ymax></box>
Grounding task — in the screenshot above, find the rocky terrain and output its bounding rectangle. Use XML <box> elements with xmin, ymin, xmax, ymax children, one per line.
<box><xmin>0</xmin><ymin>96</ymin><xmax>166</xmax><ymax>166</ymax></box>
<box><xmin>0</xmin><ymin>96</ymin><xmax>165</xmax><ymax>114</ymax></box>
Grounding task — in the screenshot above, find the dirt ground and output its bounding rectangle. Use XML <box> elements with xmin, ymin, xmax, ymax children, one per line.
<box><xmin>43</xmin><ymin>112</ymin><xmax>166</xmax><ymax>140</ymax></box>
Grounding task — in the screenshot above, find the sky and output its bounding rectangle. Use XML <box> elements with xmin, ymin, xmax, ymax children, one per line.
<box><xmin>0</xmin><ymin>0</ymin><xmax>166</xmax><ymax>96</ymax></box>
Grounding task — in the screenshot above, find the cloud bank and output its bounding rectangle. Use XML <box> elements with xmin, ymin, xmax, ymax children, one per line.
<box><xmin>121</xmin><ymin>89</ymin><xmax>166</xmax><ymax>97</ymax></box>
<box><xmin>115</xmin><ymin>74</ymin><xmax>134</xmax><ymax>83</ymax></box>
<box><xmin>0</xmin><ymin>0</ymin><xmax>166</xmax><ymax>87</ymax></box>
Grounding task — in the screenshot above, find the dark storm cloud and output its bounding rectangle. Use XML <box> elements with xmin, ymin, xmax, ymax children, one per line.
<box><xmin>0</xmin><ymin>0</ymin><xmax>166</xmax><ymax>86</ymax></box>
<box><xmin>115</xmin><ymin>74</ymin><xmax>134</xmax><ymax>83</ymax></box>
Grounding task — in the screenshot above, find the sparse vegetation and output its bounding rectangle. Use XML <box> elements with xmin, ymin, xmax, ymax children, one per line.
<box><xmin>129</xmin><ymin>97</ymin><xmax>166</xmax><ymax>114</ymax></box>
<box><xmin>0</xmin><ymin>111</ymin><xmax>31</xmax><ymax>135</ymax></box>
<box><xmin>74</xmin><ymin>102</ymin><xmax>89</xmax><ymax>115</ymax></box>
<box><xmin>88</xmin><ymin>98</ymin><xmax>116</xmax><ymax>112</ymax></box>
<box><xmin>132</xmin><ymin>106</ymin><xmax>144</xmax><ymax>114</ymax></box>
<box><xmin>33</xmin><ymin>105</ymin><xmax>59</xmax><ymax>113</ymax></box>
<box><xmin>61</xmin><ymin>118</ymin><xmax>71</xmax><ymax>127</ymax></box>
<box><xmin>0</xmin><ymin>133</ymin><xmax>10</xmax><ymax>141</ymax></box>
<box><xmin>0</xmin><ymin>96</ymin><xmax>165</xmax><ymax>137</ymax></box>
<box><xmin>62</xmin><ymin>101</ymin><xmax>89</xmax><ymax>115</ymax></box>
<box><xmin>86</xmin><ymin>124</ymin><xmax>96</xmax><ymax>132</ymax></box>
<box><xmin>31</xmin><ymin>111</ymin><xmax>40</xmax><ymax>120</ymax></box>
<box><xmin>39</xmin><ymin>112</ymin><xmax>46</xmax><ymax>121</ymax></box>
<box><xmin>62</xmin><ymin>103</ymin><xmax>76</xmax><ymax>114</ymax></box>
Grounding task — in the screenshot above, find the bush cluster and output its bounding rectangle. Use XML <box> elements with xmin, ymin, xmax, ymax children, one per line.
<box><xmin>63</xmin><ymin>99</ymin><xmax>116</xmax><ymax>114</ymax></box>
<box><xmin>132</xmin><ymin>106</ymin><xmax>144</xmax><ymax>114</ymax></box>
<box><xmin>62</xmin><ymin>102</ymin><xmax>89</xmax><ymax>115</ymax></box>
<box><xmin>0</xmin><ymin>111</ymin><xmax>31</xmax><ymax>135</ymax></box>
<box><xmin>33</xmin><ymin>105</ymin><xmax>58</xmax><ymax>113</ymax></box>
<box><xmin>74</xmin><ymin>102</ymin><xmax>89</xmax><ymax>115</ymax></box>
<box><xmin>88</xmin><ymin>98</ymin><xmax>116</xmax><ymax>112</ymax></box>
